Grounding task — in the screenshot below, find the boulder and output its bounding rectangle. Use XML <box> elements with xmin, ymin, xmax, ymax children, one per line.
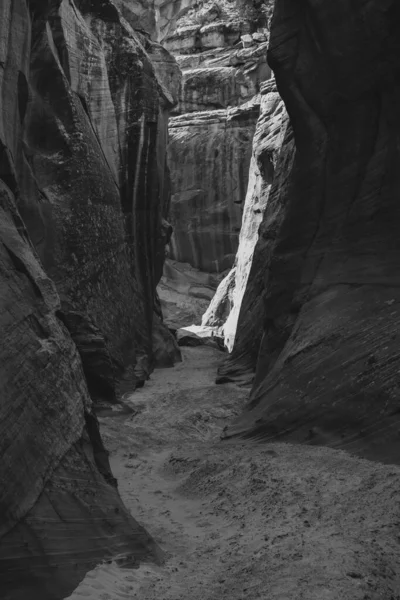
<box><xmin>158</xmin><ymin>258</ymin><xmax>225</xmax><ymax>329</ymax></box>
<box><xmin>241</xmin><ymin>34</ymin><xmax>254</xmax><ymax>48</ymax></box>
<box><xmin>177</xmin><ymin>324</ymin><xmax>224</xmax><ymax>349</ymax></box>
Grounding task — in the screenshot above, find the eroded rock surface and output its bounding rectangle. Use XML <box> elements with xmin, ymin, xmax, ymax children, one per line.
<box><xmin>165</xmin><ymin>1</ymin><xmax>274</xmax><ymax>274</ymax></box>
<box><xmin>158</xmin><ymin>0</ymin><xmax>275</xmax><ymax>329</ymax></box>
<box><xmin>9</xmin><ymin>0</ymin><xmax>181</xmax><ymax>397</ymax></box>
<box><xmin>0</xmin><ymin>0</ymin><xmax>177</xmax><ymax>597</ymax></box>
<box><xmin>168</xmin><ymin>103</ymin><xmax>258</xmax><ymax>272</ymax></box>
<box><xmin>0</xmin><ymin>154</ymin><xmax>161</xmax><ymax>600</ymax></box>
<box><xmin>202</xmin><ymin>78</ymin><xmax>288</xmax><ymax>375</ymax></box>
<box><xmin>223</xmin><ymin>0</ymin><xmax>400</xmax><ymax>464</ymax></box>
<box><xmin>158</xmin><ymin>258</ymin><xmax>226</xmax><ymax>329</ymax></box>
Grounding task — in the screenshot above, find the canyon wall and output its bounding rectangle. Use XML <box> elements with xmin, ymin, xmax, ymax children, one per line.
<box><xmin>168</xmin><ymin>104</ymin><xmax>257</xmax><ymax>273</ymax></box>
<box><xmin>0</xmin><ymin>0</ymin><xmax>178</xmax><ymax>597</ymax></box>
<box><xmin>223</xmin><ymin>0</ymin><xmax>400</xmax><ymax>464</ymax></box>
<box><xmin>166</xmin><ymin>1</ymin><xmax>272</xmax><ymax>273</ymax></box>
<box><xmin>158</xmin><ymin>0</ymin><xmax>275</xmax><ymax>328</ymax></box>
<box><xmin>202</xmin><ymin>77</ymin><xmax>289</xmax><ymax>383</ymax></box>
<box><xmin>14</xmin><ymin>0</ymin><xmax>181</xmax><ymax>398</ymax></box>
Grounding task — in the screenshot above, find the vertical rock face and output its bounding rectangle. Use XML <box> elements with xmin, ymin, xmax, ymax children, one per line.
<box><xmin>164</xmin><ymin>0</ymin><xmax>273</xmax><ymax>274</ymax></box>
<box><xmin>223</xmin><ymin>0</ymin><xmax>400</xmax><ymax>464</ymax></box>
<box><xmin>113</xmin><ymin>0</ymin><xmax>157</xmax><ymax>35</ymax></box>
<box><xmin>0</xmin><ymin>1</ymin><xmax>176</xmax><ymax>597</ymax></box>
<box><xmin>202</xmin><ymin>77</ymin><xmax>288</xmax><ymax>379</ymax></box>
<box><xmin>157</xmin><ymin>0</ymin><xmax>275</xmax><ymax>328</ymax></box>
<box><xmin>168</xmin><ymin>105</ymin><xmax>258</xmax><ymax>272</ymax></box>
<box><xmin>9</xmin><ymin>0</ymin><xmax>181</xmax><ymax>394</ymax></box>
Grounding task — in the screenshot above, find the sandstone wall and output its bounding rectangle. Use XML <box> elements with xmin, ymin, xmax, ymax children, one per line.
<box><xmin>168</xmin><ymin>104</ymin><xmax>258</xmax><ymax>272</ymax></box>
<box><xmin>7</xmin><ymin>0</ymin><xmax>180</xmax><ymax>397</ymax></box>
<box><xmin>0</xmin><ymin>1</ymin><xmax>177</xmax><ymax>596</ymax></box>
<box><xmin>165</xmin><ymin>3</ymin><xmax>272</xmax><ymax>273</ymax></box>
<box><xmin>157</xmin><ymin>1</ymin><xmax>275</xmax><ymax>326</ymax></box>
<box><xmin>223</xmin><ymin>0</ymin><xmax>400</xmax><ymax>464</ymax></box>
<box><xmin>202</xmin><ymin>78</ymin><xmax>288</xmax><ymax>379</ymax></box>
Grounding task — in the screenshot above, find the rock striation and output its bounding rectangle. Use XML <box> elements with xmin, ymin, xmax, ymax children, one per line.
<box><xmin>168</xmin><ymin>103</ymin><xmax>258</xmax><ymax>272</ymax></box>
<box><xmin>163</xmin><ymin>0</ymin><xmax>274</xmax><ymax>276</ymax></box>
<box><xmin>0</xmin><ymin>0</ymin><xmax>179</xmax><ymax>597</ymax></box>
<box><xmin>156</xmin><ymin>0</ymin><xmax>275</xmax><ymax>331</ymax></box>
<box><xmin>158</xmin><ymin>258</ymin><xmax>227</xmax><ymax>329</ymax></box>
<box><xmin>223</xmin><ymin>0</ymin><xmax>400</xmax><ymax>464</ymax></box>
<box><xmin>12</xmin><ymin>0</ymin><xmax>181</xmax><ymax>396</ymax></box>
<box><xmin>202</xmin><ymin>77</ymin><xmax>288</xmax><ymax>382</ymax></box>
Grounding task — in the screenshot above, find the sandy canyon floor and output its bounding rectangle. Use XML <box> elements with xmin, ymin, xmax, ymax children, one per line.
<box><xmin>68</xmin><ymin>346</ymin><xmax>400</xmax><ymax>600</ymax></box>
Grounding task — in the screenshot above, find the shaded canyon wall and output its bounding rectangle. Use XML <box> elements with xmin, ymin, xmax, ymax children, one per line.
<box><xmin>0</xmin><ymin>0</ymin><xmax>180</xmax><ymax>597</ymax></box>
<box><xmin>158</xmin><ymin>0</ymin><xmax>275</xmax><ymax>328</ymax></box>
<box><xmin>222</xmin><ymin>0</ymin><xmax>400</xmax><ymax>464</ymax></box>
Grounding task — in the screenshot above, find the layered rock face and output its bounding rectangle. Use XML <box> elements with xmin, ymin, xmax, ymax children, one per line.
<box><xmin>158</xmin><ymin>258</ymin><xmax>226</xmax><ymax>329</ymax></box>
<box><xmin>14</xmin><ymin>0</ymin><xmax>180</xmax><ymax>396</ymax></box>
<box><xmin>157</xmin><ymin>0</ymin><xmax>275</xmax><ymax>328</ymax></box>
<box><xmin>0</xmin><ymin>1</ymin><xmax>179</xmax><ymax>597</ymax></box>
<box><xmin>223</xmin><ymin>0</ymin><xmax>400</xmax><ymax>464</ymax></box>
<box><xmin>202</xmin><ymin>77</ymin><xmax>288</xmax><ymax>379</ymax></box>
<box><xmin>168</xmin><ymin>104</ymin><xmax>258</xmax><ymax>272</ymax></box>
<box><xmin>165</xmin><ymin>1</ymin><xmax>273</xmax><ymax>274</ymax></box>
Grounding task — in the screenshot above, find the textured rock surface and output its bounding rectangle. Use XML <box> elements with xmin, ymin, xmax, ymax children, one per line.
<box><xmin>202</xmin><ymin>78</ymin><xmax>287</xmax><ymax>371</ymax></box>
<box><xmin>8</xmin><ymin>0</ymin><xmax>180</xmax><ymax>397</ymax></box>
<box><xmin>0</xmin><ymin>1</ymin><xmax>175</xmax><ymax>597</ymax></box>
<box><xmin>0</xmin><ymin>167</ymin><xmax>161</xmax><ymax>600</ymax></box>
<box><xmin>168</xmin><ymin>103</ymin><xmax>258</xmax><ymax>272</ymax></box>
<box><xmin>165</xmin><ymin>1</ymin><xmax>274</xmax><ymax>274</ymax></box>
<box><xmin>158</xmin><ymin>258</ymin><xmax>226</xmax><ymax>329</ymax></box>
<box><xmin>223</xmin><ymin>0</ymin><xmax>400</xmax><ymax>464</ymax></box>
<box><xmin>159</xmin><ymin>0</ymin><xmax>275</xmax><ymax>328</ymax></box>
<box><xmin>114</xmin><ymin>0</ymin><xmax>157</xmax><ymax>35</ymax></box>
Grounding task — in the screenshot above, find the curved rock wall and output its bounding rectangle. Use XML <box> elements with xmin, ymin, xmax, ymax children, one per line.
<box><xmin>202</xmin><ymin>78</ymin><xmax>288</xmax><ymax>374</ymax></box>
<box><xmin>158</xmin><ymin>0</ymin><xmax>275</xmax><ymax>325</ymax></box>
<box><xmin>9</xmin><ymin>0</ymin><xmax>181</xmax><ymax>395</ymax></box>
<box><xmin>0</xmin><ymin>77</ymin><xmax>160</xmax><ymax>600</ymax></box>
<box><xmin>223</xmin><ymin>0</ymin><xmax>400</xmax><ymax>464</ymax></box>
<box><xmin>0</xmin><ymin>0</ymin><xmax>176</xmax><ymax>597</ymax></box>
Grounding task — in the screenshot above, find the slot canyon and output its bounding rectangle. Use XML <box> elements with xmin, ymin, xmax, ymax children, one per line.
<box><xmin>1</xmin><ymin>1</ymin><xmax>400</xmax><ymax>599</ymax></box>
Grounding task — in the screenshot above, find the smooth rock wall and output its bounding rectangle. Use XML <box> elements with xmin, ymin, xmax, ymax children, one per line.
<box><xmin>202</xmin><ymin>78</ymin><xmax>288</xmax><ymax>376</ymax></box>
<box><xmin>223</xmin><ymin>0</ymin><xmax>400</xmax><ymax>464</ymax></box>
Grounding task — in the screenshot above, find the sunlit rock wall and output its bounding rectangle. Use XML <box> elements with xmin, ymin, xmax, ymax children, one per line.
<box><xmin>156</xmin><ymin>1</ymin><xmax>275</xmax><ymax>326</ymax></box>
<box><xmin>202</xmin><ymin>78</ymin><xmax>288</xmax><ymax>379</ymax></box>
<box><xmin>168</xmin><ymin>103</ymin><xmax>258</xmax><ymax>273</ymax></box>
<box><xmin>165</xmin><ymin>2</ymin><xmax>273</xmax><ymax>274</ymax></box>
